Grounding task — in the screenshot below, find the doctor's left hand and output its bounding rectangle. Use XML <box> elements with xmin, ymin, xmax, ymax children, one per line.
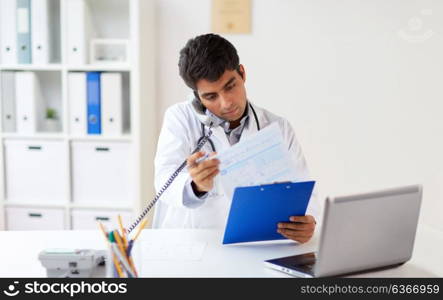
<box><xmin>187</xmin><ymin>151</ymin><xmax>220</xmax><ymax>193</ymax></box>
<box><xmin>277</xmin><ymin>215</ymin><xmax>316</xmax><ymax>244</ymax></box>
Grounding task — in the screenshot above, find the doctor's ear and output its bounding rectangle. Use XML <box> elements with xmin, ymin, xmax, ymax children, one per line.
<box><xmin>236</xmin><ymin>65</ymin><xmax>245</xmax><ymax>80</ymax></box>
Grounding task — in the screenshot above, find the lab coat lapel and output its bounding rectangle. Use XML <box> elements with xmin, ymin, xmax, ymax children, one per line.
<box><xmin>211</xmin><ymin>125</ymin><xmax>230</xmax><ymax>151</ymax></box>
<box><xmin>239</xmin><ymin>104</ymin><xmax>261</xmax><ymax>142</ymax></box>
<box><xmin>239</xmin><ymin>120</ymin><xmax>258</xmax><ymax>142</ymax></box>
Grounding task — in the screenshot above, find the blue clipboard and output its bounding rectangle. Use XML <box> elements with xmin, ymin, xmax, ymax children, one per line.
<box><xmin>222</xmin><ymin>181</ymin><xmax>315</xmax><ymax>244</ymax></box>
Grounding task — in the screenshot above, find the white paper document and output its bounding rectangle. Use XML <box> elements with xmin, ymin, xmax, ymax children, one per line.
<box><xmin>218</xmin><ymin>122</ymin><xmax>298</xmax><ymax>199</ymax></box>
<box><xmin>140</xmin><ymin>241</ymin><xmax>207</xmax><ymax>261</ymax></box>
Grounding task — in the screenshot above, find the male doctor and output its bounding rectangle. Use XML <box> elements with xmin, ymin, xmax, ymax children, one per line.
<box><xmin>153</xmin><ymin>34</ymin><xmax>320</xmax><ymax>243</ymax></box>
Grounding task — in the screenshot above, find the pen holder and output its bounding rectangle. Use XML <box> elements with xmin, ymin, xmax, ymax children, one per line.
<box><xmin>105</xmin><ymin>230</ymin><xmax>138</xmax><ymax>278</ymax></box>
<box><xmin>98</xmin><ymin>218</ymin><xmax>146</xmax><ymax>278</ymax></box>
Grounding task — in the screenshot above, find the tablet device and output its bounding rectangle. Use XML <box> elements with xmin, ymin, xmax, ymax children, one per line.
<box><xmin>222</xmin><ymin>181</ymin><xmax>315</xmax><ymax>244</ymax></box>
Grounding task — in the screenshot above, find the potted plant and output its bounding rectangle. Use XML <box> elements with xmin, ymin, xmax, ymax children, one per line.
<box><xmin>45</xmin><ymin>108</ymin><xmax>60</xmax><ymax>132</ymax></box>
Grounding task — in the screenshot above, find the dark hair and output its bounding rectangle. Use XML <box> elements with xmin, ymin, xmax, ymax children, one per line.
<box><xmin>178</xmin><ymin>33</ymin><xmax>240</xmax><ymax>91</ymax></box>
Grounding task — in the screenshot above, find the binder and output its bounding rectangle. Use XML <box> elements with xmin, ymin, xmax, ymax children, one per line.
<box><xmin>31</xmin><ymin>0</ymin><xmax>51</xmax><ymax>64</ymax></box>
<box><xmin>66</xmin><ymin>0</ymin><xmax>92</xmax><ymax>65</ymax></box>
<box><xmin>1</xmin><ymin>72</ymin><xmax>17</xmax><ymax>132</ymax></box>
<box><xmin>101</xmin><ymin>73</ymin><xmax>123</xmax><ymax>136</ymax></box>
<box><xmin>86</xmin><ymin>72</ymin><xmax>101</xmax><ymax>134</ymax></box>
<box><xmin>0</xmin><ymin>0</ymin><xmax>17</xmax><ymax>64</ymax></box>
<box><xmin>68</xmin><ymin>72</ymin><xmax>87</xmax><ymax>135</ymax></box>
<box><xmin>15</xmin><ymin>72</ymin><xmax>44</xmax><ymax>134</ymax></box>
<box><xmin>222</xmin><ymin>181</ymin><xmax>315</xmax><ymax>244</ymax></box>
<box><xmin>17</xmin><ymin>0</ymin><xmax>32</xmax><ymax>64</ymax></box>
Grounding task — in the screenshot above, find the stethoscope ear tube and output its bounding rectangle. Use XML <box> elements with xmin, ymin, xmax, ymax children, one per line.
<box><xmin>250</xmin><ymin>103</ymin><xmax>260</xmax><ymax>131</ymax></box>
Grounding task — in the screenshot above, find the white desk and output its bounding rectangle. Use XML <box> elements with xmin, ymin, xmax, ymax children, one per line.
<box><xmin>0</xmin><ymin>224</ymin><xmax>442</xmax><ymax>277</ymax></box>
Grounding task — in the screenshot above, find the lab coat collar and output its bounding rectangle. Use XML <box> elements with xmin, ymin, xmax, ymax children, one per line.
<box><xmin>205</xmin><ymin>102</ymin><xmax>250</xmax><ymax>134</ymax></box>
<box><xmin>239</xmin><ymin>102</ymin><xmax>260</xmax><ymax>142</ymax></box>
<box><xmin>208</xmin><ymin>101</ymin><xmax>260</xmax><ymax>147</ymax></box>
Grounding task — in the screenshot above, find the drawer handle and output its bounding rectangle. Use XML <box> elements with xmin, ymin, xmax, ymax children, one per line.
<box><xmin>28</xmin><ymin>146</ymin><xmax>42</xmax><ymax>150</ymax></box>
<box><xmin>95</xmin><ymin>216</ymin><xmax>110</xmax><ymax>221</ymax></box>
<box><xmin>95</xmin><ymin>147</ymin><xmax>110</xmax><ymax>152</ymax></box>
<box><xmin>28</xmin><ymin>213</ymin><xmax>42</xmax><ymax>218</ymax></box>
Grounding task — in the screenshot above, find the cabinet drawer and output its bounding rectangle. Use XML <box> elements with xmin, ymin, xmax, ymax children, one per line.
<box><xmin>71</xmin><ymin>209</ymin><xmax>132</xmax><ymax>230</ymax></box>
<box><xmin>71</xmin><ymin>141</ymin><xmax>133</xmax><ymax>204</ymax></box>
<box><xmin>4</xmin><ymin>140</ymin><xmax>68</xmax><ymax>203</ymax></box>
<box><xmin>6</xmin><ymin>207</ymin><xmax>65</xmax><ymax>230</ymax></box>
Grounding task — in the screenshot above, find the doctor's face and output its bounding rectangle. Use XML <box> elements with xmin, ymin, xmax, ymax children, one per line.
<box><xmin>195</xmin><ymin>65</ymin><xmax>248</xmax><ymax>123</ymax></box>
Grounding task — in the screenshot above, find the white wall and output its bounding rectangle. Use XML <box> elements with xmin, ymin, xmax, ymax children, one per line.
<box><xmin>155</xmin><ymin>0</ymin><xmax>443</xmax><ymax>232</ymax></box>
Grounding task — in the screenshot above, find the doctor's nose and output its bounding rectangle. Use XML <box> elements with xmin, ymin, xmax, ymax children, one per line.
<box><xmin>220</xmin><ymin>94</ymin><xmax>234</xmax><ymax>109</ymax></box>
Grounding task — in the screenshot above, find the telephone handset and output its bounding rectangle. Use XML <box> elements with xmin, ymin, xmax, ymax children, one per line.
<box><xmin>126</xmin><ymin>97</ymin><xmax>215</xmax><ymax>234</ymax></box>
<box><xmin>191</xmin><ymin>93</ymin><xmax>213</xmax><ymax>126</ymax></box>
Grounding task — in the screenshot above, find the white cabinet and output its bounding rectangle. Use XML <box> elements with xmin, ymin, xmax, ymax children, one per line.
<box><xmin>0</xmin><ymin>0</ymin><xmax>156</xmax><ymax>230</ymax></box>
<box><xmin>6</xmin><ymin>207</ymin><xmax>65</xmax><ymax>230</ymax></box>
<box><xmin>71</xmin><ymin>141</ymin><xmax>133</xmax><ymax>205</ymax></box>
<box><xmin>71</xmin><ymin>209</ymin><xmax>132</xmax><ymax>230</ymax></box>
<box><xmin>4</xmin><ymin>140</ymin><xmax>67</xmax><ymax>203</ymax></box>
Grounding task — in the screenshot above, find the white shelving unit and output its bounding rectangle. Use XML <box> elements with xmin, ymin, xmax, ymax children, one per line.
<box><xmin>0</xmin><ymin>0</ymin><xmax>156</xmax><ymax>231</ymax></box>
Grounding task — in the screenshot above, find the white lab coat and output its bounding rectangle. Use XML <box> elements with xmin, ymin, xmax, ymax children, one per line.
<box><xmin>152</xmin><ymin>99</ymin><xmax>320</xmax><ymax>229</ymax></box>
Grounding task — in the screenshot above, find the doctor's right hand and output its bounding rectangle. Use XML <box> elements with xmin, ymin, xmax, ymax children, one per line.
<box><xmin>187</xmin><ymin>152</ymin><xmax>220</xmax><ymax>193</ymax></box>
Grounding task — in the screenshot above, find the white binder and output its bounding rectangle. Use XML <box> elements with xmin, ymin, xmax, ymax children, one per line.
<box><xmin>68</xmin><ymin>72</ymin><xmax>87</xmax><ymax>135</ymax></box>
<box><xmin>15</xmin><ymin>72</ymin><xmax>44</xmax><ymax>134</ymax></box>
<box><xmin>1</xmin><ymin>72</ymin><xmax>17</xmax><ymax>132</ymax></box>
<box><xmin>31</xmin><ymin>0</ymin><xmax>51</xmax><ymax>64</ymax></box>
<box><xmin>66</xmin><ymin>0</ymin><xmax>92</xmax><ymax>65</ymax></box>
<box><xmin>101</xmin><ymin>72</ymin><xmax>123</xmax><ymax>136</ymax></box>
<box><xmin>0</xmin><ymin>0</ymin><xmax>17</xmax><ymax>64</ymax></box>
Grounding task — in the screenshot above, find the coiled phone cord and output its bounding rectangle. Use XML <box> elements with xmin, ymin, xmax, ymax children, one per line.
<box><xmin>126</xmin><ymin>125</ymin><xmax>214</xmax><ymax>234</ymax></box>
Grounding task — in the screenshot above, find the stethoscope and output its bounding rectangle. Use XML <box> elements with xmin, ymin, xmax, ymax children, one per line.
<box><xmin>197</xmin><ymin>102</ymin><xmax>261</xmax><ymax>152</ymax></box>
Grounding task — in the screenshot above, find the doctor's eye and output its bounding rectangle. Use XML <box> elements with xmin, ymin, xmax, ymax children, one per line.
<box><xmin>225</xmin><ymin>83</ymin><xmax>236</xmax><ymax>91</ymax></box>
<box><xmin>204</xmin><ymin>94</ymin><xmax>218</xmax><ymax>101</ymax></box>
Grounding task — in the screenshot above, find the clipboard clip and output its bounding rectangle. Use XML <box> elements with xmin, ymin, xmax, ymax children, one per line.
<box><xmin>259</xmin><ymin>181</ymin><xmax>292</xmax><ymax>191</ymax></box>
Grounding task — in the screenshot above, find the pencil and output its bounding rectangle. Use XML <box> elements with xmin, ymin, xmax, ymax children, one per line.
<box><xmin>110</xmin><ymin>243</ymin><xmax>136</xmax><ymax>278</ymax></box>
<box><xmin>131</xmin><ymin>218</ymin><xmax>148</xmax><ymax>242</ymax></box>
<box><xmin>97</xmin><ymin>222</ymin><xmax>108</xmax><ymax>241</ymax></box>
<box><xmin>127</xmin><ymin>256</ymin><xmax>138</xmax><ymax>277</ymax></box>
<box><xmin>111</xmin><ymin>251</ymin><xmax>125</xmax><ymax>278</ymax></box>
<box><xmin>112</xmin><ymin>231</ymin><xmax>137</xmax><ymax>277</ymax></box>
<box><xmin>98</xmin><ymin>223</ymin><xmax>124</xmax><ymax>278</ymax></box>
<box><xmin>117</xmin><ymin>215</ymin><xmax>127</xmax><ymax>246</ymax></box>
<box><xmin>109</xmin><ymin>232</ymin><xmax>125</xmax><ymax>278</ymax></box>
<box><xmin>113</xmin><ymin>230</ymin><xmax>127</xmax><ymax>259</ymax></box>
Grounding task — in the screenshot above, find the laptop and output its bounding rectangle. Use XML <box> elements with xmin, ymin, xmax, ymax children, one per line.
<box><xmin>264</xmin><ymin>185</ymin><xmax>422</xmax><ymax>277</ymax></box>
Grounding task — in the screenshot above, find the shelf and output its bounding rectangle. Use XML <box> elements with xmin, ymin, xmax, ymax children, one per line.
<box><xmin>68</xmin><ymin>134</ymin><xmax>132</xmax><ymax>142</ymax></box>
<box><xmin>69</xmin><ymin>203</ymin><xmax>133</xmax><ymax>210</ymax></box>
<box><xmin>1</xmin><ymin>133</ymin><xmax>66</xmax><ymax>140</ymax></box>
<box><xmin>0</xmin><ymin>64</ymin><xmax>63</xmax><ymax>71</ymax></box>
<box><xmin>1</xmin><ymin>134</ymin><xmax>133</xmax><ymax>142</ymax></box>
<box><xmin>0</xmin><ymin>65</ymin><xmax>132</xmax><ymax>72</ymax></box>
<box><xmin>66</xmin><ymin>64</ymin><xmax>131</xmax><ymax>72</ymax></box>
<box><xmin>4</xmin><ymin>202</ymin><xmax>133</xmax><ymax>211</ymax></box>
<box><xmin>3</xmin><ymin>202</ymin><xmax>68</xmax><ymax>209</ymax></box>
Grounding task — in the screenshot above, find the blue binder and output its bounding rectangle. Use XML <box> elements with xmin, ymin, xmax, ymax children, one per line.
<box><xmin>222</xmin><ymin>181</ymin><xmax>315</xmax><ymax>244</ymax></box>
<box><xmin>17</xmin><ymin>0</ymin><xmax>32</xmax><ymax>64</ymax></box>
<box><xmin>87</xmin><ymin>72</ymin><xmax>101</xmax><ymax>134</ymax></box>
